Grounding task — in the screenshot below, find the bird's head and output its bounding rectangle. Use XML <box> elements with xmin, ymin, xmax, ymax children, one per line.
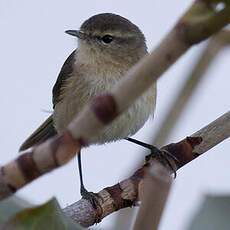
<box><xmin>66</xmin><ymin>13</ymin><xmax>147</xmax><ymax>65</ymax></box>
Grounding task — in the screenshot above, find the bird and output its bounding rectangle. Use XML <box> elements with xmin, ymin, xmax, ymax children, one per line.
<box><xmin>20</xmin><ymin>13</ymin><xmax>157</xmax><ymax>205</ymax></box>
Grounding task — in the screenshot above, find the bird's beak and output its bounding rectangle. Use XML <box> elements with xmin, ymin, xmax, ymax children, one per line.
<box><xmin>65</xmin><ymin>30</ymin><xmax>86</xmax><ymax>40</ymax></box>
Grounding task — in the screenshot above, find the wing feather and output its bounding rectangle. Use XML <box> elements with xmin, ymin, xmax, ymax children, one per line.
<box><xmin>52</xmin><ymin>50</ymin><xmax>76</xmax><ymax>107</ymax></box>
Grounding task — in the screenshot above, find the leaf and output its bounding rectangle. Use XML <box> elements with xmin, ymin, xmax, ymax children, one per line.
<box><xmin>0</xmin><ymin>196</ymin><xmax>31</xmax><ymax>224</ymax></box>
<box><xmin>188</xmin><ymin>195</ymin><xmax>230</xmax><ymax>230</ymax></box>
<box><xmin>2</xmin><ymin>198</ymin><xmax>85</xmax><ymax>230</ymax></box>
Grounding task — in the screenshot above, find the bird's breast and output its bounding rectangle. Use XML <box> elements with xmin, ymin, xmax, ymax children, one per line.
<box><xmin>53</xmin><ymin>62</ymin><xmax>156</xmax><ymax>144</ymax></box>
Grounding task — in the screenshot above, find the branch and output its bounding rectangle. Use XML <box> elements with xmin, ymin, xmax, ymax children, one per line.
<box><xmin>63</xmin><ymin>111</ymin><xmax>230</xmax><ymax>227</ymax></box>
<box><xmin>113</xmin><ymin>28</ymin><xmax>230</xmax><ymax>230</ymax></box>
<box><xmin>133</xmin><ymin>163</ymin><xmax>172</xmax><ymax>230</ymax></box>
<box><xmin>153</xmin><ymin>30</ymin><xmax>230</xmax><ymax>146</ymax></box>
<box><xmin>0</xmin><ymin>0</ymin><xmax>229</xmax><ymax>203</ymax></box>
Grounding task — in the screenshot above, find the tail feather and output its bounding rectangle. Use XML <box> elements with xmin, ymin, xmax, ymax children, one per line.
<box><xmin>19</xmin><ymin>115</ymin><xmax>57</xmax><ymax>151</ymax></box>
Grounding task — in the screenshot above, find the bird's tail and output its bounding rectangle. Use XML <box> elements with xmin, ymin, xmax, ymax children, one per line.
<box><xmin>19</xmin><ymin>115</ymin><xmax>57</xmax><ymax>151</ymax></box>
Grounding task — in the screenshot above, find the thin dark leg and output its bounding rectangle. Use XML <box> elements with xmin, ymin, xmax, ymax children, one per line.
<box><xmin>125</xmin><ymin>137</ymin><xmax>160</xmax><ymax>153</ymax></box>
<box><xmin>125</xmin><ymin>137</ymin><xmax>178</xmax><ymax>177</ymax></box>
<box><xmin>77</xmin><ymin>151</ymin><xmax>88</xmax><ymax>195</ymax></box>
<box><xmin>77</xmin><ymin>150</ymin><xmax>99</xmax><ymax>209</ymax></box>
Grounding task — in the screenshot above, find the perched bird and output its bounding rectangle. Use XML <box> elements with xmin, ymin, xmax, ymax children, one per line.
<box><xmin>20</xmin><ymin>13</ymin><xmax>157</xmax><ymax>203</ymax></box>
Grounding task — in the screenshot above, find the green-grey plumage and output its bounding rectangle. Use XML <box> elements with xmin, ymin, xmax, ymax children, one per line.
<box><xmin>20</xmin><ymin>51</ymin><xmax>76</xmax><ymax>151</ymax></box>
<box><xmin>80</xmin><ymin>13</ymin><xmax>145</xmax><ymax>38</ymax></box>
<box><xmin>19</xmin><ymin>115</ymin><xmax>57</xmax><ymax>151</ymax></box>
<box><xmin>79</xmin><ymin>13</ymin><xmax>147</xmax><ymax>55</ymax></box>
<box><xmin>19</xmin><ymin>50</ymin><xmax>76</xmax><ymax>151</ymax></box>
<box><xmin>20</xmin><ymin>13</ymin><xmax>156</xmax><ymax>151</ymax></box>
<box><xmin>52</xmin><ymin>50</ymin><xmax>76</xmax><ymax>107</ymax></box>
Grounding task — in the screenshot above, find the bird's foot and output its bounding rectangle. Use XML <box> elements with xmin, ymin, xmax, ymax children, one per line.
<box><xmin>81</xmin><ymin>186</ymin><xmax>100</xmax><ymax>210</ymax></box>
<box><xmin>80</xmin><ymin>186</ymin><xmax>102</xmax><ymax>223</ymax></box>
<box><xmin>145</xmin><ymin>145</ymin><xmax>178</xmax><ymax>178</ymax></box>
<box><xmin>125</xmin><ymin>137</ymin><xmax>178</xmax><ymax>177</ymax></box>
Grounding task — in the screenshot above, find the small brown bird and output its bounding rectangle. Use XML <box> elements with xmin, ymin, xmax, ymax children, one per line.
<box><xmin>20</xmin><ymin>13</ymin><xmax>157</xmax><ymax>203</ymax></box>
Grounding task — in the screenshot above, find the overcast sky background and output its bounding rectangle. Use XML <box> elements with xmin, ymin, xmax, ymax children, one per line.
<box><xmin>0</xmin><ymin>0</ymin><xmax>230</xmax><ymax>229</ymax></box>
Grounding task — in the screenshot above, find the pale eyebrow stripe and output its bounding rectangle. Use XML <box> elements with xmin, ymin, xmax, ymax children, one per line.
<box><xmin>90</xmin><ymin>30</ymin><xmax>136</xmax><ymax>38</ymax></box>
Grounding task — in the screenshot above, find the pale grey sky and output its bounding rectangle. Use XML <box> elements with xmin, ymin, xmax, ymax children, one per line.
<box><xmin>0</xmin><ymin>0</ymin><xmax>229</xmax><ymax>229</ymax></box>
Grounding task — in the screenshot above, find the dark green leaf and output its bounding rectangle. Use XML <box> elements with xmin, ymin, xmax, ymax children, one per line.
<box><xmin>2</xmin><ymin>198</ymin><xmax>84</xmax><ymax>230</ymax></box>
<box><xmin>0</xmin><ymin>196</ymin><xmax>31</xmax><ymax>224</ymax></box>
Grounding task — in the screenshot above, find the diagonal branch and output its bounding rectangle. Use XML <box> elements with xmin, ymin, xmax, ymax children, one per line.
<box><xmin>153</xmin><ymin>30</ymin><xmax>230</xmax><ymax>146</ymax></box>
<box><xmin>112</xmin><ymin>30</ymin><xmax>230</xmax><ymax>229</ymax></box>
<box><xmin>0</xmin><ymin>0</ymin><xmax>229</xmax><ymax>203</ymax></box>
<box><xmin>63</xmin><ymin>111</ymin><xmax>230</xmax><ymax>227</ymax></box>
<box><xmin>133</xmin><ymin>162</ymin><xmax>172</xmax><ymax>230</ymax></box>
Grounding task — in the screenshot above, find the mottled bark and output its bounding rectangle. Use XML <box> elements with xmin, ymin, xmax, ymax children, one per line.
<box><xmin>63</xmin><ymin>111</ymin><xmax>230</xmax><ymax>227</ymax></box>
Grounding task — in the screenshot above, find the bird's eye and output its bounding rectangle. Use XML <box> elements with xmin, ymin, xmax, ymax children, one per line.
<box><xmin>101</xmin><ymin>35</ymin><xmax>113</xmax><ymax>44</ymax></box>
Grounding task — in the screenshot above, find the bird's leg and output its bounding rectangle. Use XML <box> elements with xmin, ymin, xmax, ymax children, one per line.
<box><xmin>125</xmin><ymin>137</ymin><xmax>178</xmax><ymax>177</ymax></box>
<box><xmin>77</xmin><ymin>151</ymin><xmax>99</xmax><ymax>209</ymax></box>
